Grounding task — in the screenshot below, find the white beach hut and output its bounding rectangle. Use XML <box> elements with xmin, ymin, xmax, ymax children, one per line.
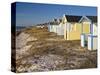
<box><xmin>48</xmin><ymin>18</ymin><xmax>64</xmax><ymax>35</ymax></box>
<box><xmin>48</xmin><ymin>24</ymin><xmax>58</xmax><ymax>33</ymax></box>
<box><xmin>56</xmin><ymin>24</ymin><xmax>64</xmax><ymax>35</ymax></box>
<box><xmin>88</xmin><ymin>34</ymin><xmax>97</xmax><ymax>50</ymax></box>
<box><xmin>79</xmin><ymin>16</ymin><xmax>97</xmax><ymax>50</ymax></box>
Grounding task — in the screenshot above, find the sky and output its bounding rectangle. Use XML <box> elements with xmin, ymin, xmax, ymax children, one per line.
<box><xmin>15</xmin><ymin>2</ymin><xmax>97</xmax><ymax>26</ymax></box>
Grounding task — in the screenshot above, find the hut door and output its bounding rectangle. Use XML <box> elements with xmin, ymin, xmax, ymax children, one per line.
<box><xmin>82</xmin><ymin>22</ymin><xmax>90</xmax><ymax>34</ymax></box>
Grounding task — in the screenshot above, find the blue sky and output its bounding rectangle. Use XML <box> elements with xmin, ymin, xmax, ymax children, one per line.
<box><xmin>16</xmin><ymin>2</ymin><xmax>97</xmax><ymax>26</ymax></box>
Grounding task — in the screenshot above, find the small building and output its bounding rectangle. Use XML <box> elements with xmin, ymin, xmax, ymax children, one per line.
<box><xmin>48</xmin><ymin>24</ymin><xmax>59</xmax><ymax>33</ymax></box>
<box><xmin>79</xmin><ymin>16</ymin><xmax>97</xmax><ymax>50</ymax></box>
<box><xmin>79</xmin><ymin>16</ymin><xmax>97</xmax><ymax>35</ymax></box>
<box><xmin>48</xmin><ymin>18</ymin><xmax>64</xmax><ymax>35</ymax></box>
<box><xmin>56</xmin><ymin>23</ymin><xmax>64</xmax><ymax>35</ymax></box>
<box><xmin>62</xmin><ymin>14</ymin><xmax>82</xmax><ymax>40</ymax></box>
<box><xmin>48</xmin><ymin>19</ymin><xmax>59</xmax><ymax>33</ymax></box>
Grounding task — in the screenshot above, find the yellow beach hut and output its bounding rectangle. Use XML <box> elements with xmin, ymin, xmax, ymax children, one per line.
<box><xmin>62</xmin><ymin>14</ymin><xmax>82</xmax><ymax>40</ymax></box>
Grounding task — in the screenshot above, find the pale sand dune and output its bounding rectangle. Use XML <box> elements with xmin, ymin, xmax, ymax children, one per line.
<box><xmin>13</xmin><ymin>27</ymin><xmax>97</xmax><ymax>73</ymax></box>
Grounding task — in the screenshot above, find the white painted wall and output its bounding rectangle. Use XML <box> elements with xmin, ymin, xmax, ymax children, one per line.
<box><xmin>88</xmin><ymin>34</ymin><xmax>97</xmax><ymax>50</ymax></box>
<box><xmin>81</xmin><ymin>34</ymin><xmax>85</xmax><ymax>47</ymax></box>
<box><xmin>56</xmin><ymin>26</ymin><xmax>64</xmax><ymax>35</ymax></box>
<box><xmin>93</xmin><ymin>24</ymin><xmax>98</xmax><ymax>35</ymax></box>
<box><xmin>66</xmin><ymin>23</ymin><xmax>73</xmax><ymax>32</ymax></box>
<box><xmin>48</xmin><ymin>25</ymin><xmax>59</xmax><ymax>33</ymax></box>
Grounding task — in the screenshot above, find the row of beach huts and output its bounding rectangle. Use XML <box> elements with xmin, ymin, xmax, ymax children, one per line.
<box><xmin>47</xmin><ymin>14</ymin><xmax>97</xmax><ymax>50</ymax></box>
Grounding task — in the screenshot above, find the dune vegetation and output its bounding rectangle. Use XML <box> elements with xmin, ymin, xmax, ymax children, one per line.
<box><xmin>12</xmin><ymin>26</ymin><xmax>97</xmax><ymax>73</ymax></box>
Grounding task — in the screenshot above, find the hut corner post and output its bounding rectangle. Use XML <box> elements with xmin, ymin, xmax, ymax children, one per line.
<box><xmin>64</xmin><ymin>23</ymin><xmax>67</xmax><ymax>40</ymax></box>
<box><xmin>90</xmin><ymin>21</ymin><xmax>93</xmax><ymax>50</ymax></box>
<box><xmin>81</xmin><ymin>22</ymin><xmax>85</xmax><ymax>47</ymax></box>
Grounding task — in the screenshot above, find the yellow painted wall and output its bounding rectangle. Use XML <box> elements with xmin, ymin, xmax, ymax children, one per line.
<box><xmin>68</xmin><ymin>31</ymin><xmax>81</xmax><ymax>40</ymax></box>
<box><xmin>64</xmin><ymin>22</ymin><xmax>90</xmax><ymax>40</ymax></box>
<box><xmin>66</xmin><ymin>23</ymin><xmax>81</xmax><ymax>40</ymax></box>
<box><xmin>74</xmin><ymin>23</ymin><xmax>81</xmax><ymax>32</ymax></box>
<box><xmin>82</xmin><ymin>22</ymin><xmax>90</xmax><ymax>34</ymax></box>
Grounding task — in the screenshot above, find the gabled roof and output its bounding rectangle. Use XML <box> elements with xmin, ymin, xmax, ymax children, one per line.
<box><xmin>65</xmin><ymin>15</ymin><xmax>82</xmax><ymax>22</ymax></box>
<box><xmin>49</xmin><ymin>22</ymin><xmax>59</xmax><ymax>25</ymax></box>
<box><xmin>86</xmin><ymin>16</ymin><xmax>97</xmax><ymax>22</ymax></box>
<box><xmin>79</xmin><ymin>16</ymin><xmax>97</xmax><ymax>23</ymax></box>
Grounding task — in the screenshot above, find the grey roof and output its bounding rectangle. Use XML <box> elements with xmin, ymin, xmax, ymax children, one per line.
<box><xmin>65</xmin><ymin>15</ymin><xmax>82</xmax><ymax>22</ymax></box>
<box><xmin>86</xmin><ymin>16</ymin><xmax>97</xmax><ymax>22</ymax></box>
<box><xmin>49</xmin><ymin>22</ymin><xmax>59</xmax><ymax>25</ymax></box>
